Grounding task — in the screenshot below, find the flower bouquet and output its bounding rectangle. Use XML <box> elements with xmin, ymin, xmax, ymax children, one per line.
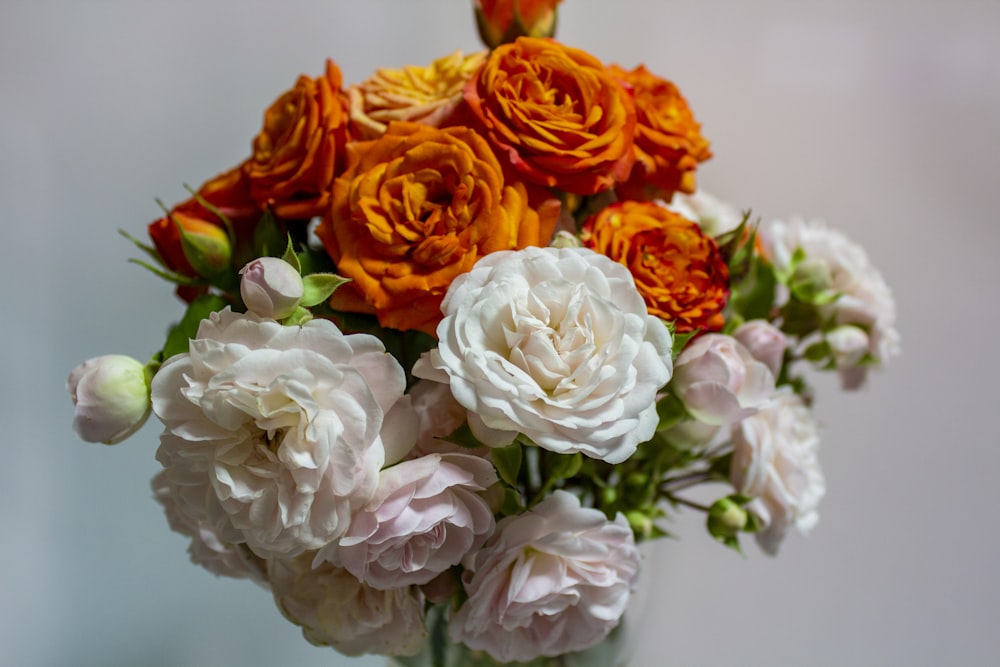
<box><xmin>67</xmin><ymin>1</ymin><xmax>900</xmax><ymax>665</ymax></box>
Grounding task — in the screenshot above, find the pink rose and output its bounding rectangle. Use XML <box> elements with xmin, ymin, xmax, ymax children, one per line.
<box><xmin>449</xmin><ymin>490</ymin><xmax>639</xmax><ymax>662</ymax></box>
<box><xmin>671</xmin><ymin>333</ymin><xmax>775</xmax><ymax>426</ymax></box>
<box><xmin>328</xmin><ymin>453</ymin><xmax>497</xmax><ymax>589</ymax></box>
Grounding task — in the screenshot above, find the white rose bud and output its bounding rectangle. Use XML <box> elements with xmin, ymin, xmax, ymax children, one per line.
<box><xmin>67</xmin><ymin>354</ymin><xmax>151</xmax><ymax>444</ymax></box>
<box><xmin>826</xmin><ymin>325</ymin><xmax>870</xmax><ymax>366</ymax></box>
<box><xmin>671</xmin><ymin>333</ymin><xmax>775</xmax><ymax>426</ymax></box>
<box><xmin>239</xmin><ymin>257</ymin><xmax>304</xmax><ymax>320</ymax></box>
<box><xmin>733</xmin><ymin>320</ymin><xmax>787</xmax><ymax>378</ymax></box>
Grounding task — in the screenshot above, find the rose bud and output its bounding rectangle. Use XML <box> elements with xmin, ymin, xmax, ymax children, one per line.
<box><xmin>671</xmin><ymin>333</ymin><xmax>775</xmax><ymax>426</ymax></box>
<box><xmin>733</xmin><ymin>319</ymin><xmax>787</xmax><ymax>378</ymax></box>
<box><xmin>474</xmin><ymin>0</ymin><xmax>562</xmax><ymax>48</ymax></box>
<box><xmin>239</xmin><ymin>257</ymin><xmax>304</xmax><ymax>320</ymax></box>
<box><xmin>67</xmin><ymin>355</ymin><xmax>151</xmax><ymax>444</ymax></box>
<box><xmin>148</xmin><ymin>211</ymin><xmax>232</xmax><ymax>278</ymax></box>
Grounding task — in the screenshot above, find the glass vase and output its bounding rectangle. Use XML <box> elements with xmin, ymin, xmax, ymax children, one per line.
<box><xmin>387</xmin><ymin>541</ymin><xmax>654</xmax><ymax>667</ymax></box>
<box><xmin>387</xmin><ymin>603</ymin><xmax>639</xmax><ymax>667</ymax></box>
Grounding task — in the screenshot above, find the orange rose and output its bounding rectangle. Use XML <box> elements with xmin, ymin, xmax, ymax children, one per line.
<box><xmin>316</xmin><ymin>121</ymin><xmax>560</xmax><ymax>334</ymax></box>
<box><xmin>148</xmin><ymin>165</ymin><xmax>260</xmax><ymax>278</ymax></box>
<box><xmin>582</xmin><ymin>201</ymin><xmax>729</xmax><ymax>332</ymax></box>
<box><xmin>474</xmin><ymin>0</ymin><xmax>562</xmax><ymax>46</ymax></box>
<box><xmin>464</xmin><ymin>37</ymin><xmax>636</xmax><ymax>195</ymax></box>
<box><xmin>245</xmin><ymin>60</ymin><xmax>349</xmax><ymax>220</ymax></box>
<box><xmin>610</xmin><ymin>64</ymin><xmax>712</xmax><ymax>202</ymax></box>
<box><xmin>348</xmin><ymin>51</ymin><xmax>487</xmax><ymax>140</ymax></box>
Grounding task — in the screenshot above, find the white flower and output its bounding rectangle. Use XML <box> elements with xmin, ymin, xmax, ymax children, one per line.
<box><xmin>671</xmin><ymin>333</ymin><xmax>775</xmax><ymax>426</ymax></box>
<box><xmin>449</xmin><ymin>490</ymin><xmax>640</xmax><ymax>663</ymax></box>
<box><xmin>733</xmin><ymin>319</ymin><xmax>788</xmax><ymax>378</ymax></box>
<box><xmin>269</xmin><ymin>553</ymin><xmax>426</xmax><ymax>657</ymax></box>
<box><xmin>408</xmin><ymin>378</ymin><xmax>478</xmax><ymax>457</ymax></box>
<box><xmin>151</xmin><ymin>471</ymin><xmax>268</xmax><ymax>587</ymax></box>
<box><xmin>152</xmin><ymin>308</ymin><xmax>414</xmax><ymax>559</ymax></box>
<box><xmin>669</xmin><ymin>189</ymin><xmax>743</xmax><ymax>237</ymax></box>
<box><xmin>67</xmin><ymin>354</ymin><xmax>151</xmax><ymax>444</ymax></box>
<box><xmin>239</xmin><ymin>257</ymin><xmax>304</xmax><ymax>320</ymax></box>
<box><xmin>730</xmin><ymin>387</ymin><xmax>826</xmax><ymax>555</ymax></box>
<box><xmin>763</xmin><ymin>218</ymin><xmax>901</xmax><ymax>387</ymax></box>
<box><xmin>414</xmin><ymin>246</ymin><xmax>673</xmax><ymax>464</ymax></box>
<box><xmin>328</xmin><ymin>453</ymin><xmax>497</xmax><ymax>589</ymax></box>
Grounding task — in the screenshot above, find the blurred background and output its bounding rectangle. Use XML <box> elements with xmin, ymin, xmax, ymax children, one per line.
<box><xmin>2</xmin><ymin>1</ymin><xmax>998</xmax><ymax>665</ymax></box>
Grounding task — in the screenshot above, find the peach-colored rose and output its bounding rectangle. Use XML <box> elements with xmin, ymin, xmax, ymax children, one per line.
<box><xmin>245</xmin><ymin>59</ymin><xmax>349</xmax><ymax>220</ymax></box>
<box><xmin>464</xmin><ymin>37</ymin><xmax>636</xmax><ymax>195</ymax></box>
<box><xmin>316</xmin><ymin>121</ymin><xmax>559</xmax><ymax>335</ymax></box>
<box><xmin>582</xmin><ymin>201</ymin><xmax>729</xmax><ymax>332</ymax></box>
<box><xmin>610</xmin><ymin>64</ymin><xmax>712</xmax><ymax>202</ymax></box>
<box><xmin>348</xmin><ymin>51</ymin><xmax>487</xmax><ymax>140</ymax></box>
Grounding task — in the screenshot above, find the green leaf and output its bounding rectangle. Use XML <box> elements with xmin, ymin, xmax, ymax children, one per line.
<box><xmin>803</xmin><ymin>340</ymin><xmax>831</xmax><ymax>362</ymax></box>
<box><xmin>160</xmin><ymin>293</ymin><xmax>228</xmax><ymax>360</ymax></box>
<box><xmin>119</xmin><ymin>229</ymin><xmax>166</xmax><ymax>268</ymax></box>
<box><xmin>491</xmin><ymin>442</ymin><xmax>523</xmax><ymax>488</ymax></box>
<box><xmin>280</xmin><ymin>236</ymin><xmax>302</xmax><ymax>274</ymax></box>
<box><xmin>282</xmin><ymin>306</ymin><xmax>313</xmax><ymax>326</ymax></box>
<box><xmin>438</xmin><ymin>421</ymin><xmax>487</xmax><ymax>450</ymax></box>
<box><xmin>500</xmin><ymin>487</ymin><xmax>523</xmax><ymax>516</ymax></box>
<box><xmin>728</xmin><ymin>255</ymin><xmax>777</xmax><ymax>322</ymax></box>
<box><xmin>670</xmin><ymin>328</ymin><xmax>698</xmax><ymax>360</ymax></box>
<box><xmin>548</xmin><ymin>452</ymin><xmax>582</xmax><ymax>480</ymax></box>
<box><xmin>655</xmin><ymin>393</ymin><xmax>689</xmax><ymax>432</ymax></box>
<box><xmin>253</xmin><ymin>209</ymin><xmax>285</xmax><ymax>258</ymax></box>
<box><xmin>127</xmin><ymin>258</ymin><xmax>203</xmax><ymax>286</ymax></box>
<box><xmin>300</xmin><ymin>273</ymin><xmax>351</xmax><ymax>308</ymax></box>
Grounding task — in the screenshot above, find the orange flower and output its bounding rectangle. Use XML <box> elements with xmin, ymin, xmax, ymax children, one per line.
<box><xmin>348</xmin><ymin>51</ymin><xmax>487</xmax><ymax>140</ymax></box>
<box><xmin>610</xmin><ymin>64</ymin><xmax>712</xmax><ymax>202</ymax></box>
<box><xmin>316</xmin><ymin>122</ymin><xmax>560</xmax><ymax>335</ymax></box>
<box><xmin>245</xmin><ymin>60</ymin><xmax>349</xmax><ymax>220</ymax></box>
<box><xmin>464</xmin><ymin>37</ymin><xmax>636</xmax><ymax>196</ymax></box>
<box><xmin>147</xmin><ymin>165</ymin><xmax>260</xmax><ymax>278</ymax></box>
<box><xmin>582</xmin><ymin>201</ymin><xmax>729</xmax><ymax>332</ymax></box>
<box><xmin>475</xmin><ymin>0</ymin><xmax>562</xmax><ymax>46</ymax></box>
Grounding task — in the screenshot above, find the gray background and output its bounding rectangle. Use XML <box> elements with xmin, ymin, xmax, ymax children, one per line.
<box><xmin>2</xmin><ymin>1</ymin><xmax>998</xmax><ymax>665</ymax></box>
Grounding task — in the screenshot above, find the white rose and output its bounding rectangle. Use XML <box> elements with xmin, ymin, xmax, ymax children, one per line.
<box><xmin>671</xmin><ymin>333</ymin><xmax>775</xmax><ymax>426</ymax></box>
<box><xmin>449</xmin><ymin>490</ymin><xmax>640</xmax><ymax>663</ymax></box>
<box><xmin>668</xmin><ymin>189</ymin><xmax>743</xmax><ymax>237</ymax></box>
<box><xmin>328</xmin><ymin>453</ymin><xmax>497</xmax><ymax>589</ymax></box>
<box><xmin>152</xmin><ymin>308</ymin><xmax>414</xmax><ymax>559</ymax></box>
<box><xmin>67</xmin><ymin>354</ymin><xmax>151</xmax><ymax>444</ymax></box>
<box><xmin>733</xmin><ymin>319</ymin><xmax>787</xmax><ymax>378</ymax></box>
<box><xmin>269</xmin><ymin>554</ymin><xmax>426</xmax><ymax>657</ymax></box>
<box><xmin>415</xmin><ymin>246</ymin><xmax>673</xmax><ymax>464</ymax></box>
<box><xmin>151</xmin><ymin>471</ymin><xmax>268</xmax><ymax>587</ymax></box>
<box><xmin>763</xmin><ymin>218</ymin><xmax>901</xmax><ymax>386</ymax></box>
<box><xmin>730</xmin><ymin>387</ymin><xmax>826</xmax><ymax>555</ymax></box>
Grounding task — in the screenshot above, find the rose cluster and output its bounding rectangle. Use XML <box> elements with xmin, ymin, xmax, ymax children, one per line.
<box><xmin>67</xmin><ymin>1</ymin><xmax>899</xmax><ymax>663</ymax></box>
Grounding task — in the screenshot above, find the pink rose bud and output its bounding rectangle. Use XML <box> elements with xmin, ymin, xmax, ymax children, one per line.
<box><xmin>67</xmin><ymin>354</ymin><xmax>151</xmax><ymax>444</ymax></box>
<box><xmin>671</xmin><ymin>333</ymin><xmax>775</xmax><ymax>426</ymax></box>
<box><xmin>733</xmin><ymin>320</ymin><xmax>787</xmax><ymax>378</ymax></box>
<box><xmin>239</xmin><ymin>257</ymin><xmax>304</xmax><ymax>320</ymax></box>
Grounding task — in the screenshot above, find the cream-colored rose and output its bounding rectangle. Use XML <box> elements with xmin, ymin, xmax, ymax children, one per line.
<box><xmin>152</xmin><ymin>309</ymin><xmax>414</xmax><ymax>559</ymax></box>
<box><xmin>415</xmin><ymin>247</ymin><xmax>673</xmax><ymax>464</ymax></box>
<box><xmin>730</xmin><ymin>387</ymin><xmax>826</xmax><ymax>554</ymax></box>
<box><xmin>269</xmin><ymin>553</ymin><xmax>425</xmax><ymax>656</ymax></box>
<box><xmin>151</xmin><ymin>471</ymin><xmax>268</xmax><ymax>587</ymax></box>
